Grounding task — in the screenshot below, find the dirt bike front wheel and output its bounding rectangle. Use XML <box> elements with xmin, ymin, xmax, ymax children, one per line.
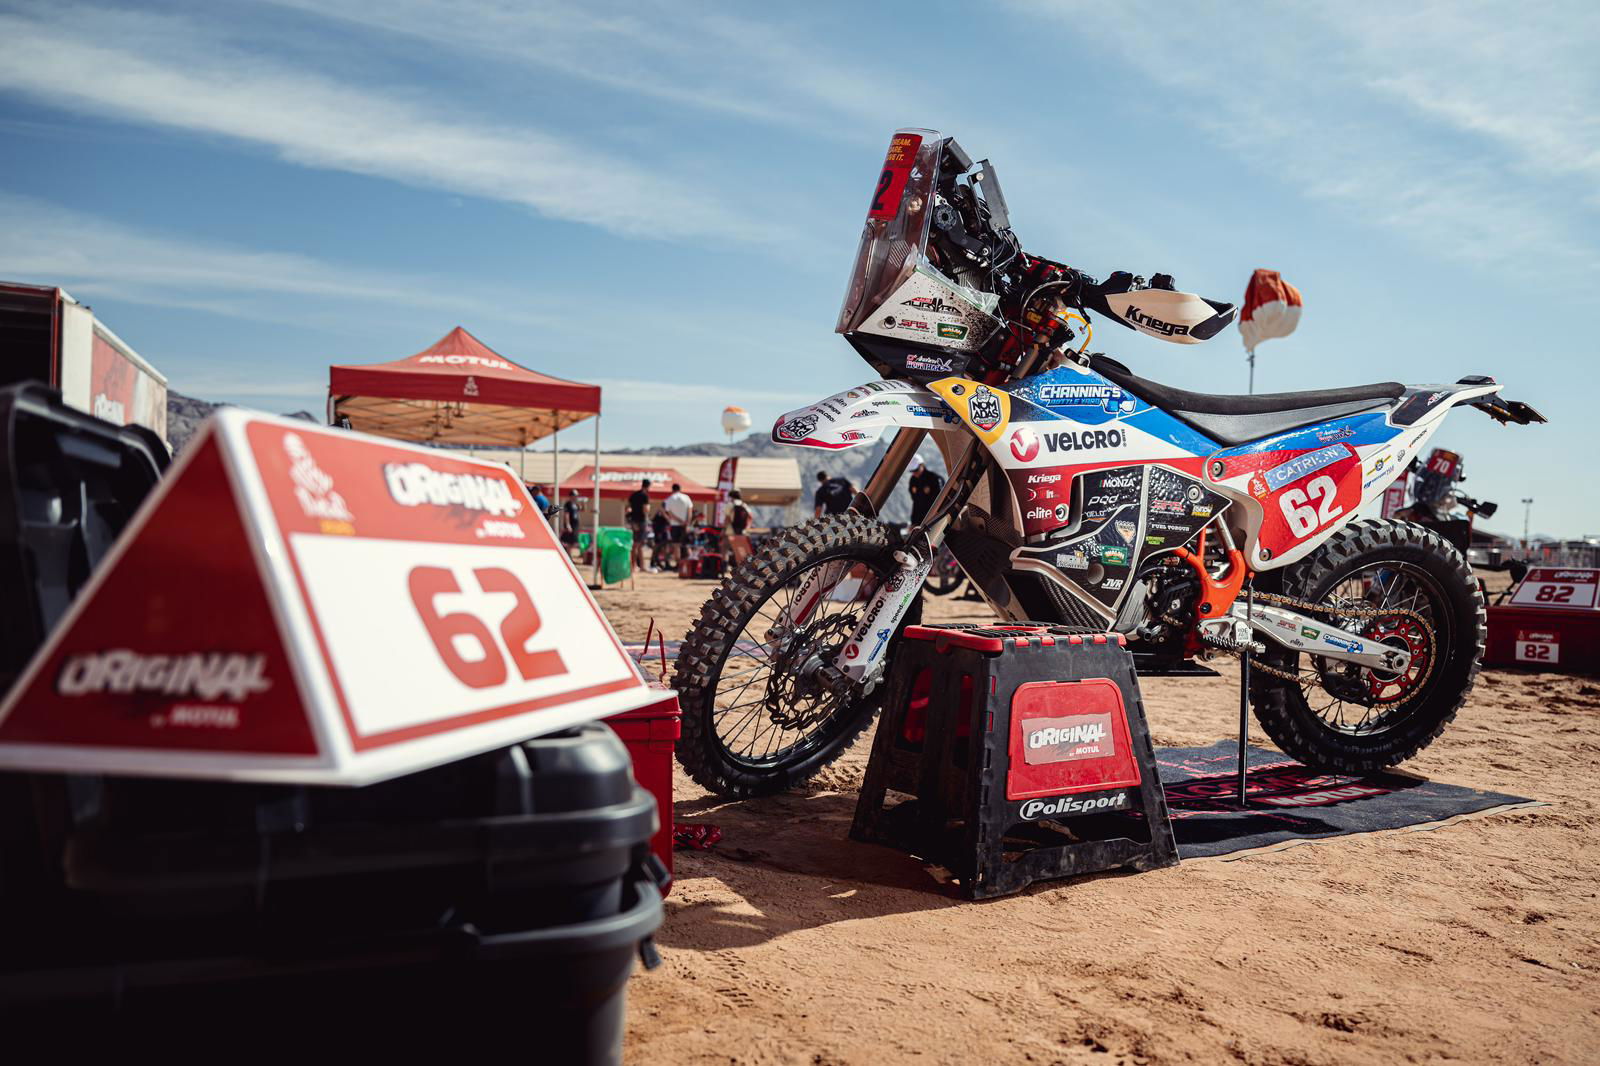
<box><xmin>1249</xmin><ymin>518</ymin><xmax>1485</xmax><ymax>773</ymax></box>
<box><xmin>673</xmin><ymin>514</ymin><xmax>921</xmax><ymax>799</ymax></box>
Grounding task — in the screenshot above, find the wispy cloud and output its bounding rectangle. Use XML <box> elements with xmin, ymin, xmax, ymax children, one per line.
<box><xmin>0</xmin><ymin>192</ymin><xmax>556</xmax><ymax>325</ymax></box>
<box><xmin>253</xmin><ymin>0</ymin><xmax>920</xmax><ymax>143</ymax></box>
<box><xmin>1010</xmin><ymin>0</ymin><xmax>1600</xmax><ymax>277</ymax></box>
<box><xmin>0</xmin><ymin>3</ymin><xmax>793</xmax><ymax>246</ymax></box>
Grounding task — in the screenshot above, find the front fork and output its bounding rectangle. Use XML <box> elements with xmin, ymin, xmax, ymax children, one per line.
<box><xmin>822</xmin><ymin>435</ymin><xmax>987</xmax><ymax>692</ymax></box>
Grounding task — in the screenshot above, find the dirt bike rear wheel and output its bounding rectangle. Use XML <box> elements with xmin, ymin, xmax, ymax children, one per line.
<box><xmin>1249</xmin><ymin>518</ymin><xmax>1485</xmax><ymax>773</ymax></box>
<box><xmin>673</xmin><ymin>514</ymin><xmax>921</xmax><ymax>798</ymax></box>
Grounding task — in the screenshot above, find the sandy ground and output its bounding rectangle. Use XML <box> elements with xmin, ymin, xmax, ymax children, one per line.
<box><xmin>596</xmin><ymin>568</ymin><xmax>1600</xmax><ymax>1065</ymax></box>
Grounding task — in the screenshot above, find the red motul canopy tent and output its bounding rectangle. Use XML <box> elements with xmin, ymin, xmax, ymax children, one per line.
<box><xmin>328</xmin><ymin>327</ymin><xmax>600</xmax><ymax>447</ymax></box>
<box><xmin>560</xmin><ymin>466</ymin><xmax>717</xmax><ymax>503</ymax></box>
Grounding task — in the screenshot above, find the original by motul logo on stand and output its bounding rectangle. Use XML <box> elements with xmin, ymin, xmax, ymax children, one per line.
<box><xmin>0</xmin><ymin>410</ymin><xmax>654</xmax><ymax>785</ymax></box>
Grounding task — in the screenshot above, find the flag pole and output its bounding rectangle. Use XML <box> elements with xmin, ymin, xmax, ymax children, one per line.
<box><xmin>1247</xmin><ymin>348</ymin><xmax>1256</xmax><ymax>395</ymax></box>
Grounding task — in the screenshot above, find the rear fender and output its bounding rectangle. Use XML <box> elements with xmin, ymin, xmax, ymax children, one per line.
<box><xmin>1208</xmin><ymin>381</ymin><xmax>1532</xmax><ymax>570</ymax></box>
<box><xmin>771</xmin><ymin>380</ymin><xmax>963</xmax><ymax>451</ymax></box>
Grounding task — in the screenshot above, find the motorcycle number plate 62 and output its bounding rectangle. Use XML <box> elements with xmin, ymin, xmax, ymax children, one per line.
<box><xmin>867</xmin><ymin>133</ymin><xmax>922</xmax><ymax>220</ymax></box>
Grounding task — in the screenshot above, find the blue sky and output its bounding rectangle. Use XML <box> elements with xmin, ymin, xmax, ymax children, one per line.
<box><xmin>1</xmin><ymin>0</ymin><xmax>1596</xmax><ymax>537</ymax></box>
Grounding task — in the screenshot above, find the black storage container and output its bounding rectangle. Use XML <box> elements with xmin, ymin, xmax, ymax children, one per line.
<box><xmin>0</xmin><ymin>385</ymin><xmax>665</xmax><ymax>1062</ymax></box>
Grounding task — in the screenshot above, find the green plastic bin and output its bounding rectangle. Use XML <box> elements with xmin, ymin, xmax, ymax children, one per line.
<box><xmin>597</xmin><ymin>526</ymin><xmax>633</xmax><ymax>585</ymax></box>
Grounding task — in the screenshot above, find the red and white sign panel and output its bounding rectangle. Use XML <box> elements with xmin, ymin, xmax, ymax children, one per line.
<box><xmin>0</xmin><ymin>411</ymin><xmax>652</xmax><ymax>784</ymax></box>
<box><xmin>1513</xmin><ymin>628</ymin><xmax>1560</xmax><ymax>665</ymax></box>
<box><xmin>1509</xmin><ymin>568</ymin><xmax>1600</xmax><ymax>611</ymax></box>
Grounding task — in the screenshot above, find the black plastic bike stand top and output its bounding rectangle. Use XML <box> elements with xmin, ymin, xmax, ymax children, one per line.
<box><xmin>851</xmin><ymin>623</ymin><xmax>1178</xmax><ymax>900</ymax></box>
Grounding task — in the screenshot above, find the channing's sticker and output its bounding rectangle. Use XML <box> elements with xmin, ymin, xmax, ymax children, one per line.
<box><xmin>1022</xmin><ymin>712</ymin><xmax>1116</xmax><ymax>765</ymax></box>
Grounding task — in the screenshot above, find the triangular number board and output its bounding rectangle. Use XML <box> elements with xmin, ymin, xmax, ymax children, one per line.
<box><xmin>0</xmin><ymin>411</ymin><xmax>652</xmax><ymax>784</ymax></box>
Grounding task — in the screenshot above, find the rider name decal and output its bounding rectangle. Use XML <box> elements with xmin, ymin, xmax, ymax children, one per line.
<box><xmin>1263</xmin><ymin>443</ymin><xmax>1351</xmax><ymax>491</ymax></box>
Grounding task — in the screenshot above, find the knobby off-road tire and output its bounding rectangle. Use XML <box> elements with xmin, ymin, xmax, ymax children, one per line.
<box><xmin>674</xmin><ymin>514</ymin><xmax>920</xmax><ymax>799</ymax></box>
<box><xmin>1250</xmin><ymin>518</ymin><xmax>1486</xmax><ymax>773</ymax></box>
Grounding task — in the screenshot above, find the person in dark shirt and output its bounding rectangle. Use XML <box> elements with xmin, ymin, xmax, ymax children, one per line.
<box><xmin>561</xmin><ymin>490</ymin><xmax>581</xmax><ymax>559</ymax></box>
<box><xmin>728</xmin><ymin>490</ymin><xmax>751</xmax><ymax>535</ymax></box>
<box><xmin>813</xmin><ymin>470</ymin><xmax>852</xmax><ymax>517</ymax></box>
<box><xmin>907</xmin><ymin>456</ymin><xmax>943</xmax><ymax>527</ymax></box>
<box><xmin>650</xmin><ymin>509</ymin><xmax>670</xmax><ymax>571</ymax></box>
<box><xmin>628</xmin><ymin>479</ymin><xmax>651</xmax><ymax>570</ymax></box>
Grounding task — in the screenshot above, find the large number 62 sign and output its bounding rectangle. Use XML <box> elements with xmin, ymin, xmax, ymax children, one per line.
<box><xmin>408</xmin><ymin>566</ymin><xmax>567</xmax><ymax>689</ymax></box>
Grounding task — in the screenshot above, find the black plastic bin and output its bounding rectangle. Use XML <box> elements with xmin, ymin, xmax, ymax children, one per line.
<box><xmin>0</xmin><ymin>384</ymin><xmax>665</xmax><ymax>1061</ymax></box>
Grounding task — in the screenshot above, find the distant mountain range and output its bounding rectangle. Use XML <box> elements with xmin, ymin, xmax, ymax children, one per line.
<box><xmin>167</xmin><ymin>390</ymin><xmax>314</xmax><ymax>451</ymax></box>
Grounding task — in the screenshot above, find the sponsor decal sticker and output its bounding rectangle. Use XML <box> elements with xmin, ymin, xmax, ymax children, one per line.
<box><xmin>385</xmin><ymin>462</ymin><xmax>524</xmax><ymax>517</ymax></box>
<box><xmin>1124</xmin><ymin>304</ymin><xmax>1189</xmax><ymax>337</ymax></box>
<box><xmin>58</xmin><ymin>651</ymin><xmax>272</xmax><ymax>703</ymax></box>
<box><xmin>775</xmin><ymin>414</ymin><xmax>819</xmax><ymax>442</ymax></box>
<box><xmin>1009</xmin><ymin>426</ymin><xmax>1040</xmax><ymax>462</ymax></box>
<box><xmin>1300</xmin><ymin>625</ymin><xmax>1319</xmax><ymax>639</ymax></box>
<box><xmin>1036</xmin><ymin>383</ymin><xmax>1133</xmax><ymax>412</ymax></box>
<box><xmin>904</xmin><ymin>353</ymin><xmax>955</xmax><ymax>372</ymax></box>
<box><xmin>1018</xmin><ymin>792</ymin><xmax>1130</xmax><ymax>820</ymax></box>
<box><xmin>968</xmin><ymin>386</ymin><xmax>1003</xmax><ymax>432</ymax></box>
<box><xmin>1264</xmin><ymin>444</ymin><xmax>1352</xmax><ymax>492</ymax></box>
<box><xmin>1022</xmin><ymin>713</ymin><xmax>1116</xmax><ymax>764</ymax></box>
<box><xmin>1101</xmin><ymin>546</ymin><xmax>1129</xmax><ymax>566</ymax></box>
<box><xmin>937</xmin><ymin>323</ymin><xmax>968</xmax><ymax>340</ymax></box>
<box><xmin>1043</xmin><ymin>429</ymin><xmax>1125</xmax><ymax>453</ymax></box>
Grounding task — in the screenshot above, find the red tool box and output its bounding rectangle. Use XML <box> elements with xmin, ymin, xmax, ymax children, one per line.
<box><xmin>606</xmin><ymin>687</ymin><xmax>681</xmax><ymax>887</ymax></box>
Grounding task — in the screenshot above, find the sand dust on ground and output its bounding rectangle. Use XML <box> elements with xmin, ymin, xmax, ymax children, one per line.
<box><xmin>596</xmin><ymin>570</ymin><xmax>1600</xmax><ymax>1065</ymax></box>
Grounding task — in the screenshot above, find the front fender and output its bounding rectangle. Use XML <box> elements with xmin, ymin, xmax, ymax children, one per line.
<box><xmin>771</xmin><ymin>380</ymin><xmax>964</xmax><ymax>450</ymax></box>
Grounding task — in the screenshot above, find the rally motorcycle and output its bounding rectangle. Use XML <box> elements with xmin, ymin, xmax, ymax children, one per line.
<box><xmin>674</xmin><ymin>129</ymin><xmax>1544</xmax><ymax>798</ymax></box>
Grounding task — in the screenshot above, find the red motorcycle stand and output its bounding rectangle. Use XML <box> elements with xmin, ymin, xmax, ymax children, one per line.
<box><xmin>851</xmin><ymin>623</ymin><xmax>1178</xmax><ymax>899</ymax></box>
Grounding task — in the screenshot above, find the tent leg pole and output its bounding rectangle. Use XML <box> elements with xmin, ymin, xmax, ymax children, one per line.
<box><xmin>553</xmin><ymin>426</ymin><xmax>560</xmax><ymax>500</ymax></box>
<box><xmin>592</xmin><ymin>417</ymin><xmax>602</xmax><ymax>588</ymax></box>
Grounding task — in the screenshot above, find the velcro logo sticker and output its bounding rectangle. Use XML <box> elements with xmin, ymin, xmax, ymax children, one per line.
<box><xmin>1021</xmin><ymin>712</ymin><xmax>1116</xmax><ymax>765</ymax></box>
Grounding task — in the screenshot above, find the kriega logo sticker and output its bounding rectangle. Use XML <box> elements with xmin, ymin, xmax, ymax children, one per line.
<box><xmin>1264</xmin><ymin>444</ymin><xmax>1351</xmax><ymax>492</ymax></box>
<box><xmin>384</xmin><ymin>463</ymin><xmax>525</xmax><ymax>516</ymax></box>
<box><xmin>1018</xmin><ymin>792</ymin><xmax>1130</xmax><ymax>819</ymax></box>
<box><xmin>1021</xmin><ymin>713</ymin><xmax>1116</xmax><ymax>765</ymax></box>
<box><xmin>1124</xmin><ymin>305</ymin><xmax>1188</xmax><ymax>337</ymax></box>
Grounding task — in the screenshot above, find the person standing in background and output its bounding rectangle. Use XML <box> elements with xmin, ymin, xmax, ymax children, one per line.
<box><xmin>724</xmin><ymin>489</ymin><xmax>753</xmax><ymax>565</ymax></box>
<box><xmin>907</xmin><ymin>456</ymin><xmax>943</xmax><ymax>527</ymax></box>
<box><xmin>650</xmin><ymin>508</ymin><xmax>669</xmax><ymax>572</ymax></box>
<box><xmin>813</xmin><ymin>470</ymin><xmax>852</xmax><ymax>517</ymax></box>
<box><xmin>664</xmin><ymin>483</ymin><xmax>693</xmax><ymax>569</ymax></box>
<box><xmin>530</xmin><ymin>483</ymin><xmax>551</xmax><ymax>514</ymax></box>
<box><xmin>561</xmin><ymin>489</ymin><xmax>582</xmax><ymax>561</ymax></box>
<box><xmin>627</xmin><ymin>478</ymin><xmax>651</xmax><ymax>571</ymax></box>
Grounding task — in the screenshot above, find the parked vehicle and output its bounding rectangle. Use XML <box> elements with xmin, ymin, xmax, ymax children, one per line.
<box><xmin>674</xmin><ymin>129</ymin><xmax>1544</xmax><ymax>797</ymax></box>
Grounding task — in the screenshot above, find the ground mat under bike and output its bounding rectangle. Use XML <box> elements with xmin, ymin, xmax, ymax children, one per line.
<box><xmin>1157</xmin><ymin>742</ymin><xmax>1541</xmax><ymax>861</ymax></box>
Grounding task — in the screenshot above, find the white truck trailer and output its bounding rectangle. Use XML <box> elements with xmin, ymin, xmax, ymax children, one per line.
<box><xmin>0</xmin><ymin>281</ymin><xmax>168</xmax><ymax>444</ymax></box>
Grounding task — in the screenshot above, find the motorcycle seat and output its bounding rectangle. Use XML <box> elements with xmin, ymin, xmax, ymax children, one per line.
<box><xmin>1089</xmin><ymin>355</ymin><xmax>1404</xmax><ymax>447</ymax></box>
